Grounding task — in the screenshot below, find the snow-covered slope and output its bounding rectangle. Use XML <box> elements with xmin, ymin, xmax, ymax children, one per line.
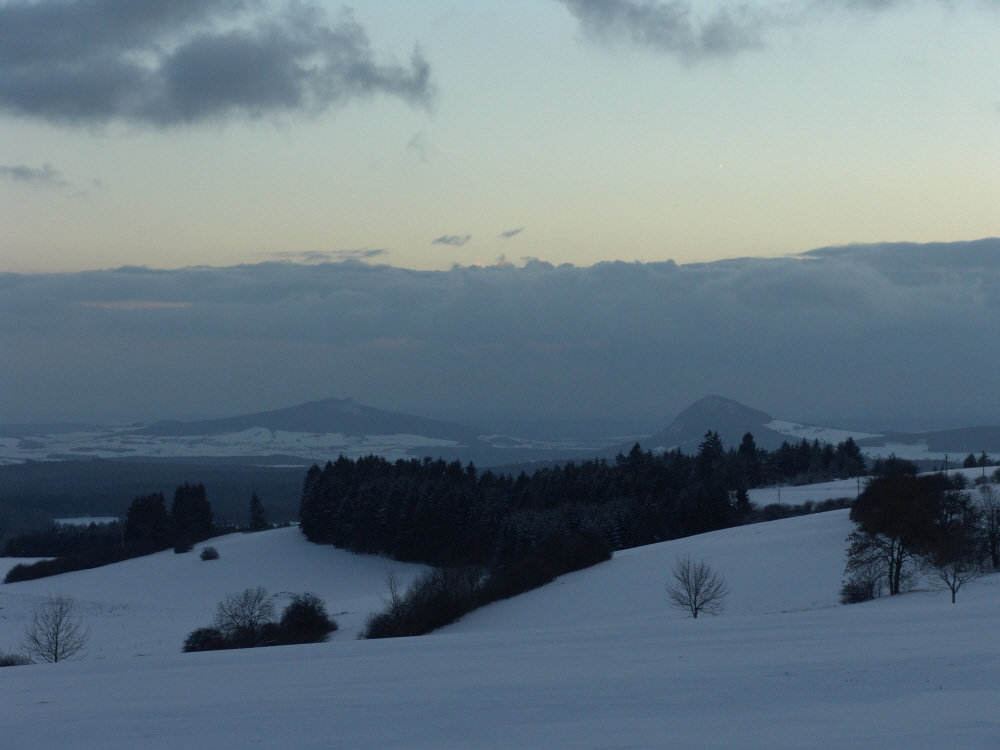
<box><xmin>0</xmin><ymin>527</ymin><xmax>427</xmax><ymax>656</ymax></box>
<box><xmin>3</xmin><ymin>512</ymin><xmax>999</xmax><ymax>749</ymax></box>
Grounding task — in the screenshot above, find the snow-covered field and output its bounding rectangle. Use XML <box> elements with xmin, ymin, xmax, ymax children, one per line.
<box><xmin>2</xmin><ymin>512</ymin><xmax>999</xmax><ymax>749</ymax></box>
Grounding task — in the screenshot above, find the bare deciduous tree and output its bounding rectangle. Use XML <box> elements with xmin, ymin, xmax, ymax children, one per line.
<box><xmin>22</xmin><ymin>594</ymin><xmax>90</xmax><ymax>663</ymax></box>
<box><xmin>924</xmin><ymin>555</ymin><xmax>984</xmax><ymax>604</ymax></box>
<box><xmin>665</xmin><ymin>555</ymin><xmax>729</xmax><ymax>618</ymax></box>
<box><xmin>213</xmin><ymin>587</ymin><xmax>276</xmax><ymax>647</ymax></box>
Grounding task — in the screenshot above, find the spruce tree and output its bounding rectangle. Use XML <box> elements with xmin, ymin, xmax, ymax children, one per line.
<box><xmin>249</xmin><ymin>492</ymin><xmax>269</xmax><ymax>531</ymax></box>
<box><xmin>172</xmin><ymin>483</ymin><xmax>214</xmax><ymax>545</ymax></box>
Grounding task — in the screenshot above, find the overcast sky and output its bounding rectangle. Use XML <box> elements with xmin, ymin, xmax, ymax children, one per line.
<box><xmin>1</xmin><ymin>0</ymin><xmax>998</xmax><ymax>273</ymax></box>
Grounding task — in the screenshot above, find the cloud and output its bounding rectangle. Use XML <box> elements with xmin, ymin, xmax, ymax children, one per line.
<box><xmin>499</xmin><ymin>228</ymin><xmax>524</xmax><ymax>239</ymax></box>
<box><xmin>558</xmin><ymin>0</ymin><xmax>771</xmax><ymax>60</ymax></box>
<box><xmin>269</xmin><ymin>249</ymin><xmax>388</xmax><ymax>263</ymax></box>
<box><xmin>432</xmin><ymin>234</ymin><xmax>472</xmax><ymax>246</ymax></box>
<box><xmin>557</xmin><ymin>0</ymin><xmax>995</xmax><ymax>61</ymax></box>
<box><xmin>407</xmin><ymin>131</ymin><xmax>433</xmax><ymax>162</ymax></box>
<box><xmin>0</xmin><ymin>0</ymin><xmax>433</xmax><ymax>126</ymax></box>
<box><xmin>0</xmin><ymin>162</ymin><xmax>69</xmax><ymax>188</ymax></box>
<box><xmin>2</xmin><ymin>239</ymin><xmax>999</xmax><ymax>424</ymax></box>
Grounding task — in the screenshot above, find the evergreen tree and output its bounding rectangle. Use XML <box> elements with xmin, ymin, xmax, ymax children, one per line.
<box><xmin>124</xmin><ymin>492</ymin><xmax>170</xmax><ymax>548</ymax></box>
<box><xmin>171</xmin><ymin>483</ymin><xmax>214</xmax><ymax>545</ymax></box>
<box><xmin>249</xmin><ymin>492</ymin><xmax>269</xmax><ymax>531</ymax></box>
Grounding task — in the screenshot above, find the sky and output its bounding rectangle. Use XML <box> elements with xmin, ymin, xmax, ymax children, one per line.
<box><xmin>1</xmin><ymin>1</ymin><xmax>999</xmax><ymax>428</ymax></box>
<box><xmin>1</xmin><ymin>0</ymin><xmax>998</xmax><ymax>273</ymax></box>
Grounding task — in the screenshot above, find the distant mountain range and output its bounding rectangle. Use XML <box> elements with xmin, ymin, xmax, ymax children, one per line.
<box><xmin>2</xmin><ymin>395</ymin><xmax>999</xmax><ymax>468</ymax></box>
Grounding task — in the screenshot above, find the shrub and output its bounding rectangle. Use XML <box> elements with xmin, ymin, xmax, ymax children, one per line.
<box><xmin>199</xmin><ymin>546</ymin><xmax>220</xmax><ymax>561</ymax></box>
<box><xmin>182</xmin><ymin>627</ymin><xmax>232</xmax><ymax>652</ymax></box>
<box><xmin>174</xmin><ymin>542</ymin><xmax>193</xmax><ymax>554</ymax></box>
<box><xmin>213</xmin><ymin>587</ymin><xmax>275</xmax><ymax>648</ymax></box>
<box><xmin>0</xmin><ymin>650</ymin><xmax>32</xmax><ymax>667</ymax></box>
<box><xmin>274</xmin><ymin>592</ymin><xmax>338</xmax><ymax>644</ymax></box>
<box><xmin>183</xmin><ymin>591</ymin><xmax>337</xmax><ymax>652</ymax></box>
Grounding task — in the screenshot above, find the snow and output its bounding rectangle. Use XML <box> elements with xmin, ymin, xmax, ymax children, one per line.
<box><xmin>750</xmin><ymin>477</ymin><xmax>861</xmax><ymax>507</ymax></box>
<box><xmin>53</xmin><ymin>517</ymin><xmax>120</xmax><ymax>527</ymax></box>
<box><xmin>2</xmin><ymin>512</ymin><xmax>999</xmax><ymax>749</ymax></box>
<box><xmin>0</xmin><ymin>527</ymin><xmax>427</xmax><ymax>657</ymax></box>
<box><xmin>766</xmin><ymin>419</ymin><xmax>882</xmax><ymax>444</ymax></box>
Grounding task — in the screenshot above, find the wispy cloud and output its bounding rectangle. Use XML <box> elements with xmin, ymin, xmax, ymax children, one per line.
<box><xmin>499</xmin><ymin>228</ymin><xmax>524</xmax><ymax>239</ymax></box>
<box><xmin>558</xmin><ymin>0</ymin><xmax>771</xmax><ymax>61</ymax></box>
<box><xmin>557</xmin><ymin>0</ymin><xmax>991</xmax><ymax>62</ymax></box>
<box><xmin>0</xmin><ymin>0</ymin><xmax>433</xmax><ymax>127</ymax></box>
<box><xmin>269</xmin><ymin>249</ymin><xmax>388</xmax><ymax>263</ymax></box>
<box><xmin>432</xmin><ymin>234</ymin><xmax>472</xmax><ymax>246</ymax></box>
<box><xmin>0</xmin><ymin>162</ymin><xmax>69</xmax><ymax>189</ymax></box>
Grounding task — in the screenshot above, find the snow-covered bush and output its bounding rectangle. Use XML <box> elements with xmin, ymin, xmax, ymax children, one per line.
<box><xmin>200</xmin><ymin>546</ymin><xmax>220</xmax><ymax>561</ymax></box>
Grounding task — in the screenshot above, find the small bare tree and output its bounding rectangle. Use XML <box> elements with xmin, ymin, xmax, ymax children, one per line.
<box><xmin>213</xmin><ymin>587</ymin><xmax>276</xmax><ymax>647</ymax></box>
<box><xmin>924</xmin><ymin>555</ymin><xmax>984</xmax><ymax>604</ymax></box>
<box><xmin>22</xmin><ymin>594</ymin><xmax>90</xmax><ymax>663</ymax></box>
<box><xmin>666</xmin><ymin>556</ymin><xmax>729</xmax><ymax>618</ymax></box>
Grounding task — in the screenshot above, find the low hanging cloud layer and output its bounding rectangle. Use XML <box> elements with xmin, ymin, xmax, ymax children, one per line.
<box><xmin>0</xmin><ymin>0</ymin><xmax>432</xmax><ymax>125</ymax></box>
<box><xmin>2</xmin><ymin>239</ymin><xmax>999</xmax><ymax>424</ymax></box>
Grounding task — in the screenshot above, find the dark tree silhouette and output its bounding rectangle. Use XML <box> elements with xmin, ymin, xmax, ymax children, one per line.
<box><xmin>248</xmin><ymin>492</ymin><xmax>269</xmax><ymax>531</ymax></box>
<box><xmin>171</xmin><ymin>482</ymin><xmax>214</xmax><ymax>546</ymax></box>
<box><xmin>665</xmin><ymin>556</ymin><xmax>729</xmax><ymax>618</ymax></box>
<box><xmin>124</xmin><ymin>492</ymin><xmax>169</xmax><ymax>548</ymax></box>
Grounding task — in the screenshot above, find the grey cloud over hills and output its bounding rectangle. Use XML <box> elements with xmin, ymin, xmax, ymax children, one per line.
<box><xmin>0</xmin><ymin>0</ymin><xmax>432</xmax><ymax>126</ymax></box>
<box><xmin>2</xmin><ymin>239</ymin><xmax>999</xmax><ymax>424</ymax></box>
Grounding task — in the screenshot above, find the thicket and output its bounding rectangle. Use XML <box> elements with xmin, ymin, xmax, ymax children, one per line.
<box><xmin>183</xmin><ymin>590</ymin><xmax>338</xmax><ymax>652</ymax></box>
<box><xmin>362</xmin><ymin>532</ymin><xmax>612</xmax><ymax>638</ymax></box>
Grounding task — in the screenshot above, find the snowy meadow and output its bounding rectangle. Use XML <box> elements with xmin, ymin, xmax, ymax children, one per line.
<box><xmin>2</xmin><ymin>510</ymin><xmax>998</xmax><ymax>749</ymax></box>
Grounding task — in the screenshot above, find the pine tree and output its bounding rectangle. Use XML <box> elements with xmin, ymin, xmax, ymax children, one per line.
<box><xmin>124</xmin><ymin>492</ymin><xmax>170</xmax><ymax>548</ymax></box>
<box><xmin>249</xmin><ymin>492</ymin><xmax>269</xmax><ymax>531</ymax></box>
<box><xmin>172</xmin><ymin>483</ymin><xmax>214</xmax><ymax>546</ymax></box>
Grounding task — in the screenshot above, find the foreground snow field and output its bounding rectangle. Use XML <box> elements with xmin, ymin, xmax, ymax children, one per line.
<box><xmin>2</xmin><ymin>512</ymin><xmax>999</xmax><ymax>749</ymax></box>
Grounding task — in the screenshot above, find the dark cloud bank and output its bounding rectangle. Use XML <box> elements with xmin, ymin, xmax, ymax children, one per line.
<box><xmin>2</xmin><ymin>240</ymin><xmax>999</xmax><ymax>425</ymax></box>
<box><xmin>0</xmin><ymin>0</ymin><xmax>431</xmax><ymax>125</ymax></box>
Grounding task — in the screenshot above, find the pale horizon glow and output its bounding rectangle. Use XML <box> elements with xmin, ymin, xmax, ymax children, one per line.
<box><xmin>1</xmin><ymin>0</ymin><xmax>998</xmax><ymax>274</ymax></box>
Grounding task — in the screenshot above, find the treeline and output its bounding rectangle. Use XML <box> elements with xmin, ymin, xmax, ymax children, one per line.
<box><xmin>3</xmin><ymin>483</ymin><xmax>219</xmax><ymax>583</ymax></box>
<box><xmin>301</xmin><ymin>432</ymin><xmax>866</xmax><ymax>569</ymax></box>
<box><xmin>0</xmin><ymin>459</ymin><xmax>304</xmax><ymax>544</ymax></box>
